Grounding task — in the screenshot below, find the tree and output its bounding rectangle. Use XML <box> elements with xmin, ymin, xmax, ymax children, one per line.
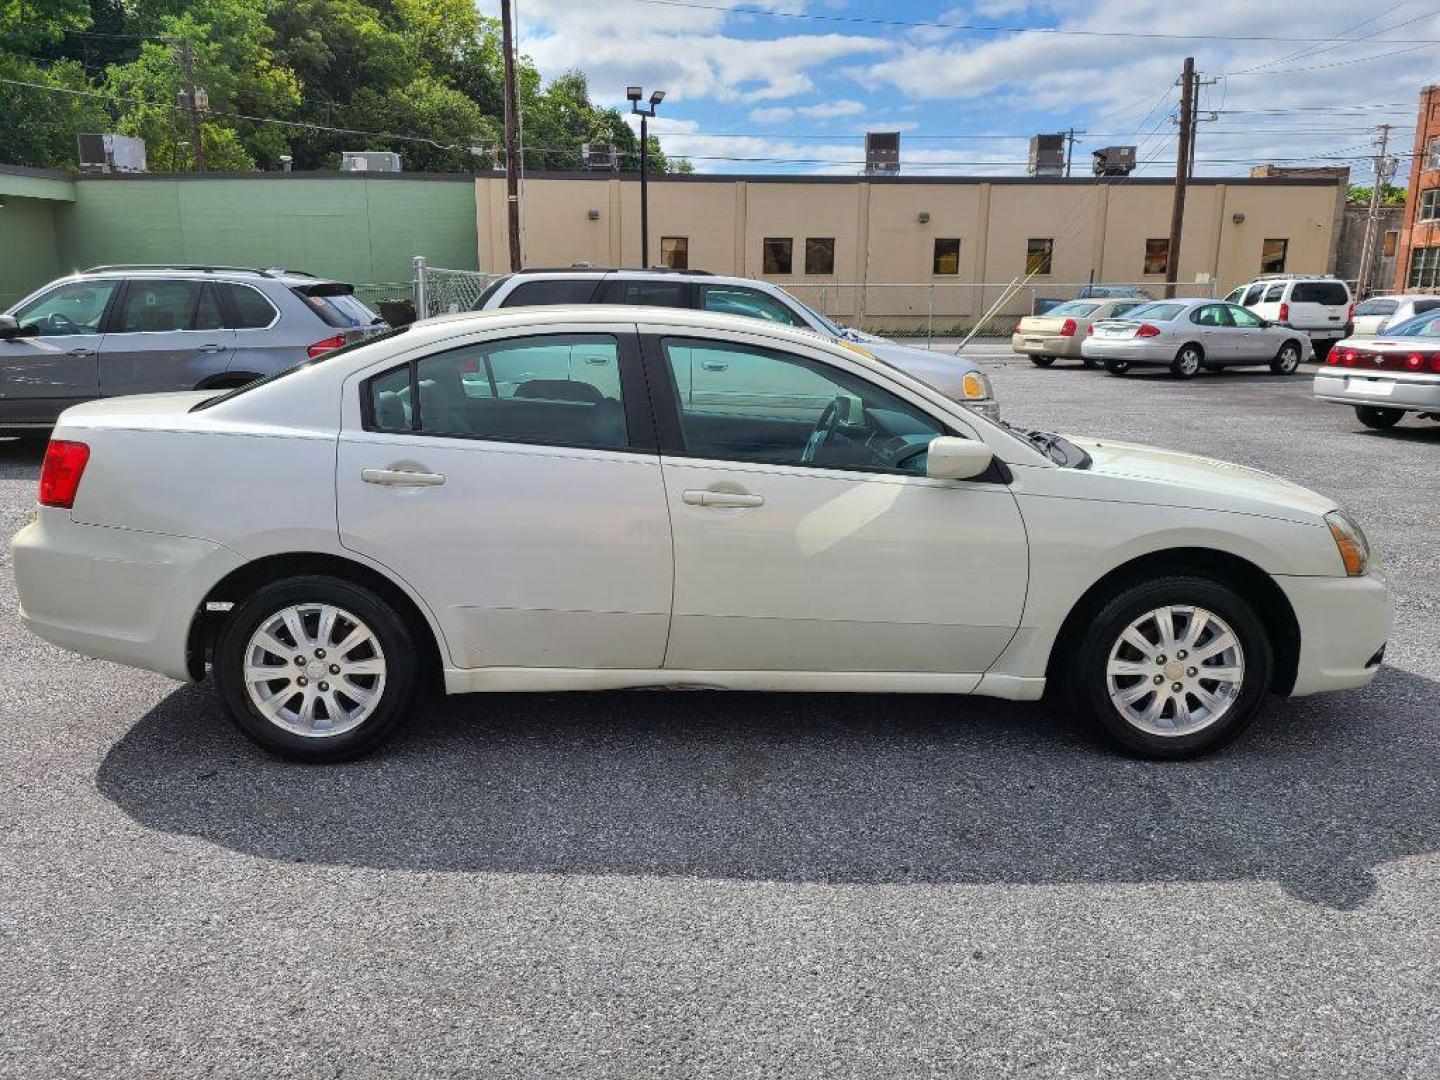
<box><xmin>1347</xmin><ymin>183</ymin><xmax>1406</xmax><ymax>206</ymax></box>
<box><xmin>0</xmin><ymin>54</ymin><xmax>108</xmax><ymax>169</ymax></box>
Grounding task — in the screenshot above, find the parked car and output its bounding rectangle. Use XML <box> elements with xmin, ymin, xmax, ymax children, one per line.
<box><xmin>1076</xmin><ymin>285</ymin><xmax>1155</xmax><ymax>300</ymax></box>
<box><xmin>14</xmin><ymin>306</ymin><xmax>1388</xmax><ymax>763</ymax></box>
<box><xmin>1081</xmin><ymin>298</ymin><xmax>1308</xmax><ymax>378</ymax></box>
<box><xmin>472</xmin><ymin>267</ymin><xmax>999</xmax><ymax>419</ymax></box>
<box><xmin>1348</xmin><ymin>294</ymin><xmax>1440</xmax><ymax>337</ymax></box>
<box><xmin>1012</xmin><ymin>298</ymin><xmax>1148</xmax><ymax>367</ymax></box>
<box><xmin>0</xmin><ymin>265</ymin><xmax>387</xmax><ymax>436</ymax></box>
<box><xmin>1224</xmin><ymin>274</ymin><xmax>1353</xmax><ymax>360</ymax></box>
<box><xmin>1314</xmin><ymin>311</ymin><xmax>1440</xmax><ymax>429</ymax></box>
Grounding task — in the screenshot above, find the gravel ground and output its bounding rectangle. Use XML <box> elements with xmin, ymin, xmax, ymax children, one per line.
<box><xmin>2</xmin><ymin>363</ymin><xmax>1438</xmax><ymax>1079</ymax></box>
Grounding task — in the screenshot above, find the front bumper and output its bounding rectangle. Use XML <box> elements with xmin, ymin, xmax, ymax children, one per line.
<box><xmin>1314</xmin><ymin>370</ymin><xmax>1440</xmax><ymax>412</ymax></box>
<box><xmin>1011</xmin><ymin>333</ymin><xmax>1082</xmax><ymax>359</ymax></box>
<box><xmin>12</xmin><ymin>510</ymin><xmax>241</xmax><ymax>681</ymax></box>
<box><xmin>1277</xmin><ymin>569</ymin><xmax>1392</xmax><ymax>696</ymax></box>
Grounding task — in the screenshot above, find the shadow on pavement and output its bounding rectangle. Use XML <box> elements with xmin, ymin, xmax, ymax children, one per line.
<box><xmin>96</xmin><ymin>668</ymin><xmax>1440</xmax><ymax>910</ymax></box>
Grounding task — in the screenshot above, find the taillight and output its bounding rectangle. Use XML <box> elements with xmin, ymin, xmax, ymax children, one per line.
<box><xmin>1086</xmin><ymin>323</ymin><xmax>1095</xmax><ymax>337</ymax></box>
<box><xmin>1136</xmin><ymin>323</ymin><xmax>1161</xmax><ymax>338</ymax></box>
<box><xmin>1431</xmin><ymin>353</ymin><xmax>1440</xmax><ymax>373</ymax></box>
<box><xmin>38</xmin><ymin>440</ymin><xmax>90</xmax><ymax>509</ymax></box>
<box><xmin>1059</xmin><ymin>318</ymin><xmax>1077</xmax><ymax>337</ymax></box>
<box><xmin>1278</xmin><ymin>302</ymin><xmax>1290</xmax><ymax>323</ymax></box>
<box><xmin>1406</xmin><ymin>353</ymin><xmax>1425</xmax><ymax>370</ymax></box>
<box><xmin>307</xmin><ymin>335</ymin><xmax>346</xmax><ymax>358</ymax></box>
<box><xmin>1340</xmin><ymin>348</ymin><xmax>1358</xmax><ymax>367</ymax></box>
<box><xmin>1325</xmin><ymin>350</ymin><xmax>1340</xmax><ymax>365</ymax></box>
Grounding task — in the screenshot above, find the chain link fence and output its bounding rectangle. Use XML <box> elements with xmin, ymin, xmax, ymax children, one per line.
<box><xmin>413</xmin><ymin>256</ymin><xmax>502</xmax><ymax>320</ymax></box>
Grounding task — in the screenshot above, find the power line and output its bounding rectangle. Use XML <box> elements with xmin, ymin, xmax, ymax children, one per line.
<box><xmin>1221</xmin><ymin>2</ymin><xmax>1422</xmax><ymax>76</ymax></box>
<box><xmin>624</xmin><ymin>0</ymin><xmax>1440</xmax><ymax>44</ymax></box>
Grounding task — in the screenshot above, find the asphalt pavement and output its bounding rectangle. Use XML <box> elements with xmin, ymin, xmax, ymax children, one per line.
<box><xmin>2</xmin><ymin>359</ymin><xmax>1437</xmax><ymax>1078</ymax></box>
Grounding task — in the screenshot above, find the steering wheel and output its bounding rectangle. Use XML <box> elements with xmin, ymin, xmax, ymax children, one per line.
<box><xmin>41</xmin><ymin>312</ymin><xmax>81</xmax><ymax>336</ymax></box>
<box><xmin>801</xmin><ymin>398</ymin><xmax>843</xmax><ymax>464</ymax></box>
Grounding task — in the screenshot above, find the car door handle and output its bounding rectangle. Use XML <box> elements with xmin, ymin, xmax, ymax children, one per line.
<box><xmin>700</xmin><ymin>360</ymin><xmax>729</xmax><ymax>371</ymax></box>
<box><xmin>682</xmin><ymin>489</ymin><xmax>764</xmax><ymax>508</ymax></box>
<box><xmin>361</xmin><ymin>468</ymin><xmax>446</xmax><ymax>487</ymax></box>
<box><xmin>66</xmin><ymin>347</ymin><xmax>96</xmax><ymax>358</ymax></box>
<box><xmin>198</xmin><ymin>343</ymin><xmax>227</xmax><ymax>353</ymax></box>
<box><xmin>584</xmin><ymin>356</ymin><xmax>610</xmax><ymax>365</ymax></box>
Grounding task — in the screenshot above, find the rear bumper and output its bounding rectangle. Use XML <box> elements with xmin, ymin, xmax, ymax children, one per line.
<box><xmin>1011</xmin><ymin>333</ymin><xmax>1082</xmax><ymax>358</ymax></box>
<box><xmin>12</xmin><ymin>511</ymin><xmax>241</xmax><ymax>681</ymax></box>
<box><xmin>1314</xmin><ymin>371</ymin><xmax>1440</xmax><ymax>412</ymax></box>
<box><xmin>1079</xmin><ymin>338</ymin><xmax>1175</xmax><ymax>364</ymax></box>
<box><xmin>1277</xmin><ymin>570</ymin><xmax>1392</xmax><ymax>696</ymax></box>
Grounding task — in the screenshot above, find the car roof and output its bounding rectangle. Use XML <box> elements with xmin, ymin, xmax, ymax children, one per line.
<box><xmin>74</xmin><ymin>265</ymin><xmax>334</xmax><ymax>287</ymax></box>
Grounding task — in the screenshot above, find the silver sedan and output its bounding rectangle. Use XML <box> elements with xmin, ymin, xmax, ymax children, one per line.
<box><xmin>1080</xmin><ymin>298</ymin><xmax>1310</xmax><ymax>379</ymax></box>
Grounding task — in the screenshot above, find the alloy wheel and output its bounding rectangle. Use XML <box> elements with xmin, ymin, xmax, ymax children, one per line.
<box><xmin>1104</xmin><ymin>605</ymin><xmax>1245</xmax><ymax>737</ymax></box>
<box><xmin>1275</xmin><ymin>344</ymin><xmax>1301</xmax><ymax>373</ymax></box>
<box><xmin>242</xmin><ymin>603</ymin><xmax>388</xmax><ymax>737</ymax></box>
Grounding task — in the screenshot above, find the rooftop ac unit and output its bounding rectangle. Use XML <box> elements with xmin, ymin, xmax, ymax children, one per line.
<box><xmin>1092</xmin><ymin>145</ymin><xmax>1137</xmax><ymax>177</ymax></box>
<box><xmin>341</xmin><ymin>151</ymin><xmax>402</xmax><ymax>172</ymax></box>
<box><xmin>77</xmin><ymin>133</ymin><xmax>147</xmax><ymax>174</ymax></box>
<box><xmin>865</xmin><ymin>132</ymin><xmax>900</xmax><ymax>175</ymax></box>
<box><xmin>1028</xmin><ymin>134</ymin><xmax>1065</xmax><ymax>177</ymax></box>
<box><xmin>581</xmin><ymin>142</ymin><xmax>619</xmax><ymax>170</ymax></box>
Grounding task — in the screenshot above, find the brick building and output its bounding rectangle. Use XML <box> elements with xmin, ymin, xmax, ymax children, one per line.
<box><xmin>1394</xmin><ymin>84</ymin><xmax>1440</xmax><ymax>291</ymax></box>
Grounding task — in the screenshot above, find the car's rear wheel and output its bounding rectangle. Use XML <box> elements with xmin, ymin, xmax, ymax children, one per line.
<box><xmin>1269</xmin><ymin>341</ymin><xmax>1302</xmax><ymax>375</ymax></box>
<box><xmin>1029</xmin><ymin>355</ymin><xmax>1055</xmax><ymax>368</ymax></box>
<box><xmin>1355</xmin><ymin>405</ymin><xmax>1403</xmax><ymax>430</ymax></box>
<box><xmin>212</xmin><ymin>575</ymin><xmax>420</xmax><ymax>762</ymax></box>
<box><xmin>1170</xmin><ymin>345</ymin><xmax>1203</xmax><ymax>379</ymax></box>
<box><xmin>1103</xmin><ymin>359</ymin><xmax>1131</xmax><ymax>375</ymax></box>
<box><xmin>1063</xmin><ymin>575</ymin><xmax>1272</xmax><ymax>759</ymax></box>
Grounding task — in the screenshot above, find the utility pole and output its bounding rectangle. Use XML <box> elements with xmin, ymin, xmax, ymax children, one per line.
<box><xmin>1356</xmin><ymin>124</ymin><xmax>1395</xmax><ymax>300</ymax></box>
<box><xmin>177</xmin><ymin>38</ymin><xmax>205</xmax><ymax>171</ymax></box>
<box><xmin>499</xmin><ymin>0</ymin><xmax>523</xmax><ymax>272</ymax></box>
<box><xmin>1165</xmin><ymin>57</ymin><xmax>1196</xmax><ymax>299</ymax></box>
<box><xmin>1185</xmin><ymin>76</ymin><xmax>1218</xmax><ymax>180</ymax></box>
<box><xmin>1063</xmin><ymin>127</ymin><xmax>1086</xmax><ymax>178</ymax></box>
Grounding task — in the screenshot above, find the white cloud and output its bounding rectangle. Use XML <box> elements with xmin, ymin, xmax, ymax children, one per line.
<box><xmin>749</xmin><ymin>99</ymin><xmax>868</xmax><ymax>124</ymax></box>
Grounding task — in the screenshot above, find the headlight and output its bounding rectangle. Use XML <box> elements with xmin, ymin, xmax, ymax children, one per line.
<box><xmin>1325</xmin><ymin>509</ymin><xmax>1371</xmax><ymax>577</ymax></box>
<box><xmin>960</xmin><ymin>371</ymin><xmax>993</xmax><ymax>401</ymax></box>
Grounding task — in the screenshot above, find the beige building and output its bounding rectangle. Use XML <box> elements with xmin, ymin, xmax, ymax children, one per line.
<box><xmin>475</xmin><ymin>172</ymin><xmax>1347</xmax><ymax>330</ymax></box>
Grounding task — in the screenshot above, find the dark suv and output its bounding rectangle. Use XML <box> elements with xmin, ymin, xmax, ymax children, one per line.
<box><xmin>0</xmin><ymin>264</ymin><xmax>386</xmax><ymax>434</ymax></box>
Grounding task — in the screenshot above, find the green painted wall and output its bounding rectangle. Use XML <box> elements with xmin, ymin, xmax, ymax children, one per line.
<box><xmin>55</xmin><ymin>175</ymin><xmax>478</xmax><ymax>287</ymax></box>
<box><xmin>0</xmin><ymin>197</ymin><xmax>64</xmax><ymax>308</ymax></box>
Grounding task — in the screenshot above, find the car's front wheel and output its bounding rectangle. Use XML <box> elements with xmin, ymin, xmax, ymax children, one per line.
<box><xmin>1270</xmin><ymin>341</ymin><xmax>1302</xmax><ymax>375</ymax></box>
<box><xmin>1063</xmin><ymin>576</ymin><xmax>1272</xmax><ymax>758</ymax></box>
<box><xmin>1103</xmin><ymin>359</ymin><xmax>1131</xmax><ymax>375</ymax></box>
<box><xmin>212</xmin><ymin>575</ymin><xmax>420</xmax><ymax>762</ymax></box>
<box><xmin>1029</xmin><ymin>355</ymin><xmax>1056</xmax><ymax>368</ymax></box>
<box><xmin>1355</xmin><ymin>405</ymin><xmax>1403</xmax><ymax>430</ymax></box>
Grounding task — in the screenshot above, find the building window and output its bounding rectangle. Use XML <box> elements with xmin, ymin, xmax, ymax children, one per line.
<box><xmin>1383</xmin><ymin>229</ymin><xmax>1399</xmax><ymax>257</ymax></box>
<box><xmin>805</xmin><ymin>237</ymin><xmax>836</xmax><ymax>275</ymax></box>
<box><xmin>1026</xmin><ymin>238</ymin><xmax>1054</xmax><ymax>275</ymax></box>
<box><xmin>1143</xmin><ymin>238</ymin><xmax>1170</xmax><ymax>276</ymax></box>
<box><xmin>1420</xmin><ymin>190</ymin><xmax>1440</xmax><ymax>221</ymax></box>
<box><xmin>1428</xmin><ymin>137</ymin><xmax>1440</xmax><ymax>170</ymax></box>
<box><xmin>1260</xmin><ymin>238</ymin><xmax>1288</xmax><ymax>274</ymax></box>
<box><xmin>660</xmin><ymin>236</ymin><xmax>688</xmax><ymax>270</ymax></box>
<box><xmin>762</xmin><ymin>237</ymin><xmax>793</xmax><ymax>275</ymax></box>
<box><xmin>1408</xmin><ymin>246</ymin><xmax>1440</xmax><ymax>289</ymax></box>
<box><xmin>933</xmin><ymin>238</ymin><xmax>961</xmax><ymax>275</ymax></box>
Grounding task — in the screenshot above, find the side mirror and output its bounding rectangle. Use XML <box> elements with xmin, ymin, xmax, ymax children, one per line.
<box><xmin>925</xmin><ymin>436</ymin><xmax>994</xmax><ymax>481</ymax></box>
<box><xmin>0</xmin><ymin>315</ymin><xmax>19</xmax><ymax>340</ymax></box>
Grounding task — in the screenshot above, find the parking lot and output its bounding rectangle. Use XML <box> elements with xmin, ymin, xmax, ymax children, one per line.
<box><xmin>2</xmin><ymin>358</ymin><xmax>1437</xmax><ymax>1078</ymax></box>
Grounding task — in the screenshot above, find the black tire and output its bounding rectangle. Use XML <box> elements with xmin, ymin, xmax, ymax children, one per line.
<box><xmin>1355</xmin><ymin>405</ymin><xmax>1403</xmax><ymax>430</ymax></box>
<box><xmin>1082</xmin><ymin>358</ymin><xmax>1100</xmax><ymax>369</ymax></box>
<box><xmin>1029</xmin><ymin>355</ymin><xmax>1056</xmax><ymax>368</ymax></box>
<box><xmin>1104</xmin><ymin>359</ymin><xmax>1131</xmax><ymax>375</ymax></box>
<box><xmin>212</xmin><ymin>575</ymin><xmax>421</xmax><ymax>762</ymax></box>
<box><xmin>1314</xmin><ymin>338</ymin><xmax>1336</xmax><ymax>363</ymax></box>
<box><xmin>1269</xmin><ymin>340</ymin><xmax>1303</xmax><ymax>375</ymax></box>
<box><xmin>1062</xmin><ymin>575</ymin><xmax>1273</xmax><ymax>759</ymax></box>
<box><xmin>1170</xmin><ymin>344</ymin><xmax>1203</xmax><ymax>379</ymax></box>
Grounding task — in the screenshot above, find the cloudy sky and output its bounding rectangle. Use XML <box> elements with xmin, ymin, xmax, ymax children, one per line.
<box><xmin>480</xmin><ymin>0</ymin><xmax>1439</xmax><ymax>181</ymax></box>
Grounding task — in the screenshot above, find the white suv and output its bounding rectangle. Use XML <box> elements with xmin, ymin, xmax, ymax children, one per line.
<box><xmin>1225</xmin><ymin>275</ymin><xmax>1353</xmax><ymax>361</ymax></box>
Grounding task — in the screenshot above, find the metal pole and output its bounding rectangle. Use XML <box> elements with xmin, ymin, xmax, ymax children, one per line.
<box><xmin>956</xmin><ymin>276</ymin><xmax>1022</xmax><ymax>354</ymax></box>
<box><xmin>413</xmin><ymin>255</ymin><xmax>428</xmax><ymax>320</ymax></box>
<box><xmin>179</xmin><ymin>38</ymin><xmax>205</xmax><ymax>171</ymax></box>
<box><xmin>1165</xmin><ymin>57</ymin><xmax>1195</xmax><ymax>300</ymax></box>
<box><xmin>926</xmin><ymin>284</ymin><xmax>934</xmax><ymax>349</ymax></box>
<box><xmin>500</xmin><ymin>0</ymin><xmax>522</xmax><ymax>272</ymax></box>
<box><xmin>1356</xmin><ymin>124</ymin><xmax>1393</xmax><ymax>300</ymax></box>
<box><xmin>640</xmin><ymin>113</ymin><xmax>649</xmax><ymax>268</ymax></box>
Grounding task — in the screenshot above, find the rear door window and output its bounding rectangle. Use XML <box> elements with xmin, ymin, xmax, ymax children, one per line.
<box><xmin>701</xmin><ymin>286</ymin><xmax>807</xmax><ymax>326</ymax></box>
<box><xmin>1243</xmin><ymin>284</ymin><xmax>1266</xmax><ymax>305</ymax></box>
<box><xmin>114</xmin><ymin>280</ymin><xmax>205</xmax><ymax>333</ymax></box>
<box><xmin>218</xmin><ymin>283</ymin><xmax>279</xmax><ymax>329</ymax></box>
<box><xmin>595</xmin><ymin>279</ymin><xmax>690</xmax><ymax>308</ymax></box>
<box><xmin>1264</xmin><ymin>284</ymin><xmax>1286</xmax><ymax>302</ymax></box>
<box><xmin>499</xmin><ymin>279</ymin><xmax>601</xmax><ymax>307</ymax></box>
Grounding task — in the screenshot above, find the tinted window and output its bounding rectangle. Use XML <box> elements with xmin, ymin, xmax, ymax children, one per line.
<box><xmin>1192</xmin><ymin>305</ymin><xmax>1231</xmax><ymax>327</ymax></box>
<box><xmin>13</xmin><ymin>279</ymin><xmax>118</xmax><ymax>337</ymax></box>
<box><xmin>194</xmin><ymin>284</ymin><xmax>225</xmax><ymax>331</ymax></box>
<box><xmin>701</xmin><ymin>286</ymin><xmax>806</xmax><ymax>326</ymax></box>
<box><xmin>115</xmin><ymin>280</ymin><xmax>203</xmax><ymax>333</ymax></box>
<box><xmin>223</xmin><ymin>284</ymin><xmax>279</xmax><ymax>329</ymax></box>
<box><xmin>1414</xmin><ymin>299</ymin><xmax>1440</xmax><ymax>315</ymax></box>
<box><xmin>500</xmin><ymin>279</ymin><xmax>600</xmax><ymax>307</ymax></box>
<box><xmin>661</xmin><ymin>337</ymin><xmax>943</xmax><ymax>474</ymax></box>
<box><xmin>596</xmin><ymin>279</ymin><xmax>689</xmax><ymax>308</ymax></box>
<box><xmin>1243</xmin><ymin>284</ymin><xmax>1266</xmax><ymax>306</ymax></box>
<box><xmin>1291</xmin><ymin>281</ymin><xmax>1349</xmax><ymax>306</ymax></box>
<box><xmin>805</xmin><ymin>237</ymin><xmax>836</xmax><ymax>275</ymax></box>
<box><xmin>1124</xmin><ymin>302</ymin><xmax>1185</xmax><ymax>322</ymax></box>
<box><xmin>296</xmin><ymin>290</ymin><xmax>377</xmax><ymax>328</ymax></box>
<box><xmin>763</xmin><ymin>238</ymin><xmax>793</xmax><ymax>275</ymax></box>
<box><xmin>1264</xmin><ymin>284</ymin><xmax>1286</xmax><ymax>302</ymax></box>
<box><xmin>368</xmin><ymin>333</ymin><xmax>626</xmax><ymax>450</ymax></box>
<box><xmin>1354</xmin><ymin>299</ymin><xmax>1398</xmax><ymax>316</ymax></box>
<box><xmin>473</xmin><ymin>275</ymin><xmax>512</xmax><ymax>309</ymax></box>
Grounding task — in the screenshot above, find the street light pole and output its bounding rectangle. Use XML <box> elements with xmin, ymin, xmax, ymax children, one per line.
<box><xmin>628</xmin><ymin>86</ymin><xmax>665</xmax><ymax>268</ymax></box>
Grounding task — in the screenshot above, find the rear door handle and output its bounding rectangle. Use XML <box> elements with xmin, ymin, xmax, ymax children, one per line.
<box><xmin>362</xmin><ymin>468</ymin><xmax>446</xmax><ymax>487</ymax></box>
<box><xmin>198</xmin><ymin>343</ymin><xmax>227</xmax><ymax>353</ymax></box>
<box><xmin>682</xmin><ymin>489</ymin><xmax>764</xmax><ymax>508</ymax></box>
<box><xmin>66</xmin><ymin>348</ymin><xmax>96</xmax><ymax>358</ymax></box>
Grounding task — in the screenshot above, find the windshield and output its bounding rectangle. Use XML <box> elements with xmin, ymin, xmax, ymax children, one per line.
<box><xmin>1354</xmin><ymin>298</ymin><xmax>1398</xmax><ymax>316</ymax></box>
<box><xmin>1047</xmin><ymin>301</ymin><xmax>1101</xmax><ymax>317</ymax></box>
<box><xmin>190</xmin><ymin>325</ymin><xmax>411</xmax><ymax>411</ymax></box>
<box><xmin>1121</xmin><ymin>302</ymin><xmax>1185</xmax><ymax>322</ymax></box>
<box><xmin>1376</xmin><ymin>312</ymin><xmax>1440</xmax><ymax>338</ymax></box>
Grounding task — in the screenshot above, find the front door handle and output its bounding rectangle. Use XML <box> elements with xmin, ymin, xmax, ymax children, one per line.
<box><xmin>362</xmin><ymin>468</ymin><xmax>446</xmax><ymax>487</ymax></box>
<box><xmin>67</xmin><ymin>347</ymin><xmax>96</xmax><ymax>358</ymax></box>
<box><xmin>700</xmin><ymin>360</ymin><xmax>729</xmax><ymax>371</ymax></box>
<box><xmin>682</xmin><ymin>489</ymin><xmax>764</xmax><ymax>508</ymax></box>
<box><xmin>198</xmin><ymin>343</ymin><xmax>227</xmax><ymax>353</ymax></box>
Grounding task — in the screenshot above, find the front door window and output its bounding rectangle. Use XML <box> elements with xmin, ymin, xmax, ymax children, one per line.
<box><xmin>13</xmin><ymin>280</ymin><xmax>118</xmax><ymax>337</ymax></box>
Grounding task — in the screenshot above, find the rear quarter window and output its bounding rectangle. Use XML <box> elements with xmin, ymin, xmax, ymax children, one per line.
<box><xmin>294</xmin><ymin>288</ymin><xmax>380</xmax><ymax>328</ymax></box>
<box><xmin>500</xmin><ymin>279</ymin><xmax>601</xmax><ymax>307</ymax></box>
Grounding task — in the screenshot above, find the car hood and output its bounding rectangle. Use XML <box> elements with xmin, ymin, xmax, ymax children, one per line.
<box><xmin>1066</xmin><ymin>436</ymin><xmax>1337</xmax><ymax>521</ymax></box>
<box><xmin>855</xmin><ymin>339</ymin><xmax>984</xmax><ymax>400</ymax></box>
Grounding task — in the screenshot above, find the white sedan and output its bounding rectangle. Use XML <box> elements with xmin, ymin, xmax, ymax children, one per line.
<box><xmin>1081</xmin><ymin>298</ymin><xmax>1309</xmax><ymax>378</ymax></box>
<box><xmin>13</xmin><ymin>306</ymin><xmax>1389</xmax><ymax>762</ymax></box>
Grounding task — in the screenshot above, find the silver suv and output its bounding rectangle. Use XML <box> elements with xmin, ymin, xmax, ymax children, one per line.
<box><xmin>0</xmin><ymin>265</ymin><xmax>386</xmax><ymax>435</ymax></box>
<box><xmin>472</xmin><ymin>267</ymin><xmax>999</xmax><ymax>419</ymax></box>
